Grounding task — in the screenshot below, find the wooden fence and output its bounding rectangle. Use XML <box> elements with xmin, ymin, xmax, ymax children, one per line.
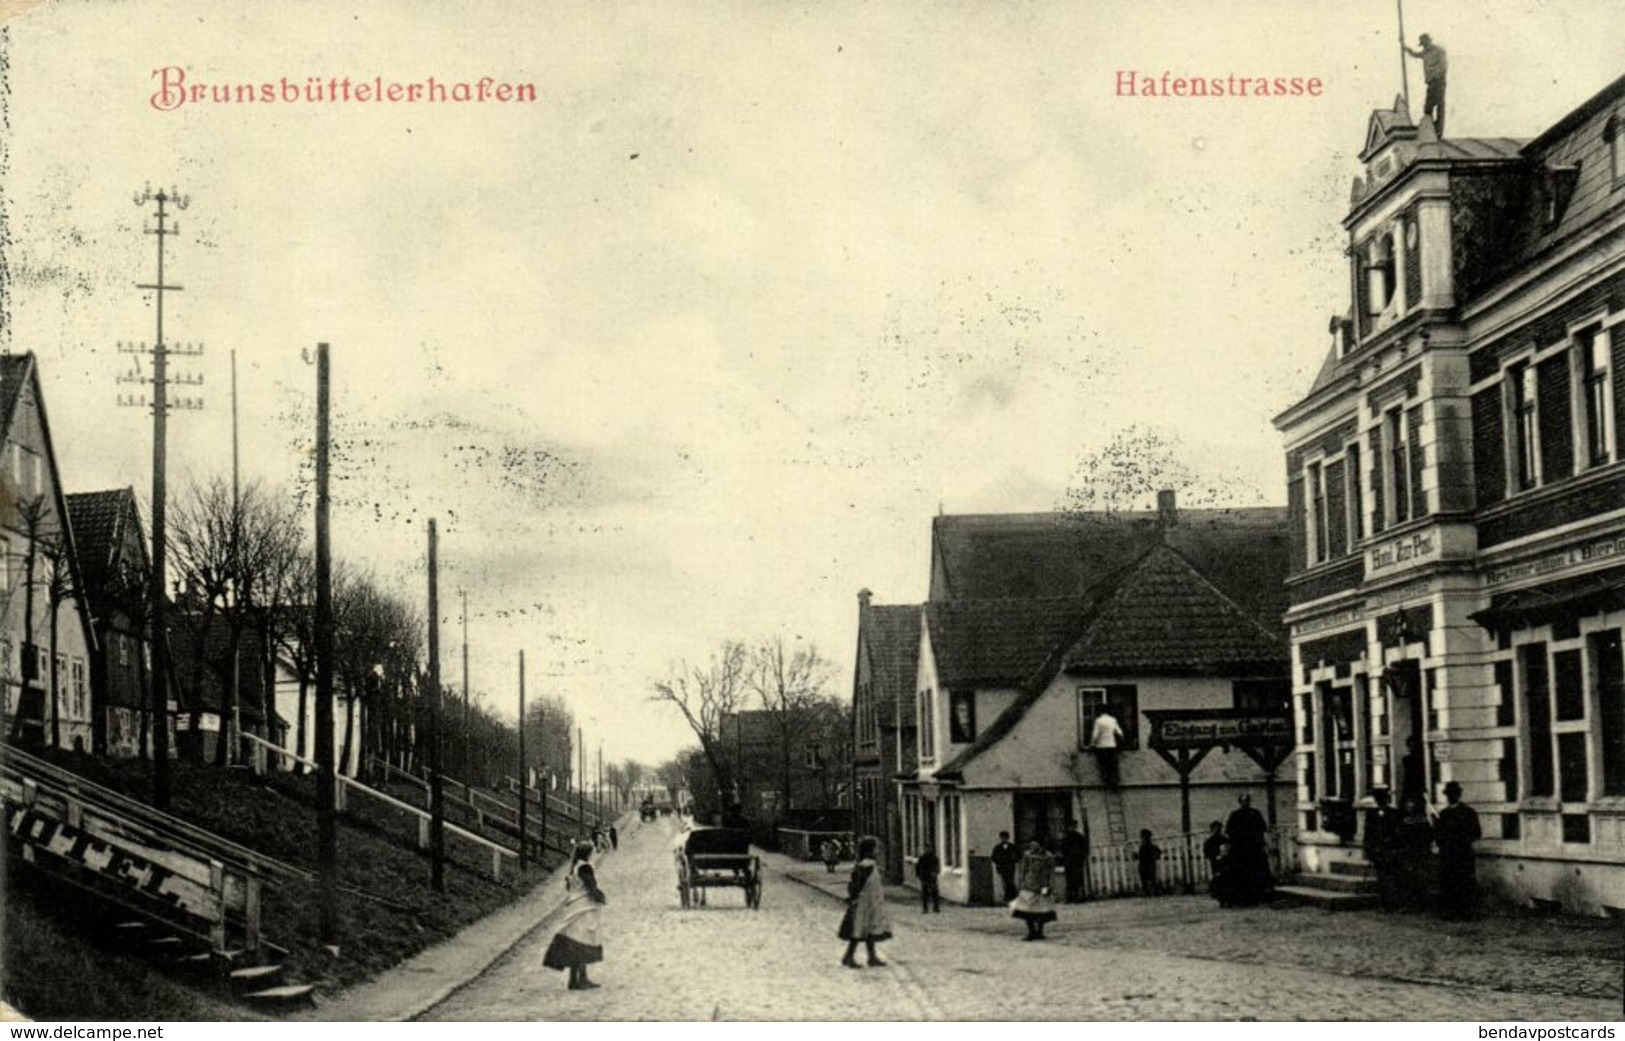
<box><xmin>242</xmin><ymin>733</ymin><xmax>517</xmax><ymax>880</ymax></box>
<box><xmin>1081</xmin><ymin>825</ymin><xmax>1300</xmax><ymax>899</ymax></box>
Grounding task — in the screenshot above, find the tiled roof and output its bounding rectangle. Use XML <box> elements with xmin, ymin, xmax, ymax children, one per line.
<box><xmin>65</xmin><ymin>489</ymin><xmax>138</xmax><ymax>596</ymax></box>
<box><xmin>933</xmin><ymin>544</ymin><xmax>1287</xmax><ymax>779</ymax></box>
<box><xmin>863</xmin><ymin>603</ymin><xmax>920</xmax><ymax>728</ymax></box>
<box><xmin>925</xmin><ymin>595</ymin><xmax>1100</xmax><ymax>690</ymax></box>
<box><xmin>929</xmin><ymin>507</ymin><xmax>1290</xmax><ymax>634</ymax></box>
<box><xmin>1058</xmin><ymin>544</ymin><xmax>1287</xmax><ymax>672</ymax></box>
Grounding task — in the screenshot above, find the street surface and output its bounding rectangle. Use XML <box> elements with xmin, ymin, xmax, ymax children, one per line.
<box><xmin>423</xmin><ymin>816</ymin><xmax>1623</xmax><ymax>1021</ymax></box>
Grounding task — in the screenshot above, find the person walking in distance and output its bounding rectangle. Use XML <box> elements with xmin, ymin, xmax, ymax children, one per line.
<box><xmin>991</xmin><ymin>831</ymin><xmax>1020</xmax><ymax>904</ymax></box>
<box><xmin>1404</xmin><ymin>33</ymin><xmax>1449</xmax><ymax>136</ymax></box>
<box><xmin>1135</xmin><ymin>829</ymin><xmax>1163</xmax><ymax>896</ymax></box>
<box><xmin>1090</xmin><ymin>706</ymin><xmax>1125</xmax><ymax>787</ymax></box>
<box><xmin>915</xmin><ymin>844</ymin><xmax>942</xmax><ymax>913</ymax></box>
<box><xmin>542</xmin><ymin>841</ymin><xmax>608</xmax><ymax>990</ymax></box>
<box><xmin>1060</xmin><ymin>821</ymin><xmax>1090</xmax><ymax>903</ymax></box>
<box><xmin>1434</xmin><ymin>781</ymin><xmax>1482</xmax><ymax>920</ymax></box>
<box><xmin>838</xmin><ymin>836</ymin><xmax>893</xmax><ymax>968</ymax></box>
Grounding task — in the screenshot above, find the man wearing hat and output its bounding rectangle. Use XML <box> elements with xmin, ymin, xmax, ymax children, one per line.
<box><xmin>1404</xmin><ymin>34</ymin><xmax>1449</xmax><ymax>136</ymax></box>
<box><xmin>1433</xmin><ymin>780</ymin><xmax>1481</xmax><ymax>920</ymax></box>
<box><xmin>1362</xmin><ymin>787</ymin><xmax>1402</xmax><ymax>911</ymax></box>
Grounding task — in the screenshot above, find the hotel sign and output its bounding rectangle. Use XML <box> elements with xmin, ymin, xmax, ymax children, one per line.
<box><xmin>1367</xmin><ymin>530</ymin><xmax>1439</xmax><ymax>577</ymax></box>
<box><xmin>1484</xmin><ymin>533</ymin><xmax>1625</xmax><ymax>587</ymax></box>
<box><xmin>1146</xmin><ymin>710</ymin><xmax>1293</xmax><ymax>751</ymax></box>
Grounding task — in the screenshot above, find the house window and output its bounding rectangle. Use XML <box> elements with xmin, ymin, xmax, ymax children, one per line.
<box><xmin>71</xmin><ymin>660</ymin><xmax>87</xmax><ymax>719</ymax></box>
<box><xmin>1076</xmin><ymin>685</ymin><xmax>1139</xmax><ymax>750</ymax></box>
<box><xmin>1521</xmin><ymin>643</ymin><xmax>1555</xmax><ymax>797</ymax></box>
<box><xmin>1579</xmin><ymin>327</ymin><xmax>1614</xmax><ymax>467</ymax></box>
<box><xmin>1232</xmin><ymin>678</ymin><xmax>1291</xmax><ymax>716</ymax></box>
<box><xmin>1594</xmin><ymin>629</ymin><xmax>1625</xmax><ymax>796</ymax></box>
<box><xmin>918</xmin><ymin>689</ymin><xmax>935</xmax><ymax>761</ymax></box>
<box><xmin>1307</xmin><ymin>462</ymin><xmax>1328</xmax><ymax>562</ymax></box>
<box><xmin>948</xmin><ymin>689</ymin><xmax>976</xmax><ymax>744</ymax></box>
<box><xmin>941</xmin><ymin>794</ymin><xmax>962</xmax><ymax>868</ymax></box>
<box><xmin>1345</xmin><ymin>443</ymin><xmax>1364</xmax><ymax>543</ymax></box>
<box><xmin>1366</xmin><ymin>234</ymin><xmax>1397</xmax><ymax>315</ymax></box>
<box><xmin>1553</xmin><ymin>649</ymin><xmax>1585</xmax><ymax>722</ymax></box>
<box><xmin>803</xmin><ymin>742</ymin><xmax>821</xmax><ymax>769</ymax></box>
<box><xmin>1557</xmin><ymin>731</ymin><xmax>1589</xmax><ymax>803</ymax></box>
<box><xmin>1509</xmin><ymin>362</ymin><xmax>1540</xmax><ymax>491</ymax></box>
<box><xmin>1608</xmin><ymin>115</ymin><xmax>1623</xmax><ymax>184</ymax></box>
<box><xmin>1385</xmin><ymin>408</ymin><xmax>1412</xmax><ymax>524</ymax></box>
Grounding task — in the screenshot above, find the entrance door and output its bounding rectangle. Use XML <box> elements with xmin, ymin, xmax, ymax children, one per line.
<box><xmin>1013</xmin><ymin>791</ymin><xmax>1072</xmax><ymax>851</ymax></box>
<box><xmin>1386</xmin><ymin>659</ymin><xmax>1425</xmax><ymax>802</ymax></box>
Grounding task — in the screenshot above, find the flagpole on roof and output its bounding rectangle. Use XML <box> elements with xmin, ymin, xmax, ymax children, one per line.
<box><xmin>1397</xmin><ymin>0</ymin><xmax>1411</xmax><ymax>106</ymax></box>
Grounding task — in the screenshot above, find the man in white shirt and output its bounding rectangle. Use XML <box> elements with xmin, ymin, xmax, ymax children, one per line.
<box><xmin>1090</xmin><ymin>708</ymin><xmax>1125</xmax><ymax>786</ymax></box>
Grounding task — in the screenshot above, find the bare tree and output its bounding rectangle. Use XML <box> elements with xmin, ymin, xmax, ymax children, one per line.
<box><xmin>6</xmin><ymin>497</ymin><xmax>49</xmax><ymax>746</ymax></box>
<box><xmin>745</xmin><ymin>635</ymin><xmax>833</xmax><ymax>816</ymax></box>
<box><xmin>650</xmin><ymin>641</ymin><xmax>749</xmax><ymax>815</ymax></box>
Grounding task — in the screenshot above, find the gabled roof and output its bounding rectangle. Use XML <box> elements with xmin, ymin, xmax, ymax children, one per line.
<box><xmin>925</xmin><ymin>595</ymin><xmax>1099</xmax><ymax>690</ymax></box>
<box><xmin>1058</xmin><ymin>544</ymin><xmax>1287</xmax><ymax>672</ymax></box>
<box><xmin>65</xmin><ymin>489</ymin><xmax>148</xmax><ymax>614</ymax></box>
<box><xmin>929</xmin><ymin>507</ymin><xmax>1289</xmax><ymax>634</ymax></box>
<box><xmin>862</xmin><ymin>603</ymin><xmax>920</xmax><ymax>728</ymax></box>
<box><xmin>933</xmin><ymin>544</ymin><xmax>1287</xmax><ymax>780</ymax></box>
<box><xmin>0</xmin><ymin>356</ymin><xmax>30</xmax><ymax>440</ymax></box>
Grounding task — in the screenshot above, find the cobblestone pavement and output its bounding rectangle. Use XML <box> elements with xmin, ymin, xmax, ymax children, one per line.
<box><xmin>421</xmin><ymin>818</ymin><xmax>1622</xmax><ymax>1021</ymax></box>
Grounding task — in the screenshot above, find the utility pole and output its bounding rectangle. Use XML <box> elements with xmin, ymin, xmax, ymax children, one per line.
<box><xmin>461</xmin><ymin>589</ymin><xmax>469</xmax><ymax>782</ymax></box>
<box><xmin>119</xmin><ymin>185</ymin><xmax>203</xmax><ymax>809</ymax></box>
<box><xmin>517</xmin><ymin>649</ymin><xmax>527</xmax><ymax>872</ymax></box>
<box><xmin>597</xmin><ymin>744</ymin><xmax>603</xmax><ymax>817</ymax></box>
<box><xmin>537</xmin><ymin>700</ymin><xmax>547</xmax><ymax>858</ymax></box>
<box><xmin>427</xmin><ymin>519</ymin><xmax>445</xmax><ymax>892</ymax></box>
<box><xmin>577</xmin><ymin>726</ymin><xmax>585</xmax><ymax>828</ymax></box>
<box><xmin>229</xmin><ymin>349</ymin><xmax>241</xmax><ymax>767</ymax></box>
<box><xmin>1397</xmin><ymin>0</ymin><xmax>1411</xmax><ymax>105</ymax></box>
<box><xmin>312</xmin><ymin>343</ymin><xmax>337</xmax><ymax>944</ymax></box>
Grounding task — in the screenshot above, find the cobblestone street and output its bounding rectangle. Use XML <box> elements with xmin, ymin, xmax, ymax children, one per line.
<box><xmin>421</xmin><ymin>817</ymin><xmax>1623</xmax><ymax>1021</ymax></box>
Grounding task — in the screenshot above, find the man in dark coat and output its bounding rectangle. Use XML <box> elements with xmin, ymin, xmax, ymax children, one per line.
<box><xmin>1224</xmin><ymin>793</ymin><xmax>1272</xmax><ymax>905</ymax></box>
<box><xmin>991</xmin><ymin>831</ymin><xmax>1020</xmax><ymax>904</ymax></box>
<box><xmin>1060</xmin><ymin>822</ymin><xmax>1090</xmax><ymax>903</ymax></box>
<box><xmin>1403</xmin><ymin>33</ymin><xmax>1449</xmax><ymax>136</ymax></box>
<box><xmin>1363</xmin><ymin>788</ymin><xmax>1402</xmax><ymax>910</ymax></box>
<box><xmin>915</xmin><ymin>845</ymin><xmax>942</xmax><ymax>913</ymax></box>
<box><xmin>1434</xmin><ymin>781</ymin><xmax>1481</xmax><ymax>920</ymax></box>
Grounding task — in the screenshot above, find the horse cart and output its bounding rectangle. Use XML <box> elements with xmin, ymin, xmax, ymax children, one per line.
<box><xmin>675</xmin><ymin>827</ymin><xmax>763</xmax><ymax>909</ymax></box>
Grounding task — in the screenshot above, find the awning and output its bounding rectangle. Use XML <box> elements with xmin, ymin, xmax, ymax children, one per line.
<box><xmin>1471</xmin><ymin>566</ymin><xmax>1625</xmax><ymax>631</ymax></box>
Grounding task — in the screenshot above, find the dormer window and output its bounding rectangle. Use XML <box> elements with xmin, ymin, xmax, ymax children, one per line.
<box><xmin>1366</xmin><ymin>234</ymin><xmax>1398</xmax><ymax>316</ymax></box>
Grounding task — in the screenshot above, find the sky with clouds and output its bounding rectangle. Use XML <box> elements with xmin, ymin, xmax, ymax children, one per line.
<box><xmin>3</xmin><ymin>0</ymin><xmax>1620</xmax><ymax>765</ymax></box>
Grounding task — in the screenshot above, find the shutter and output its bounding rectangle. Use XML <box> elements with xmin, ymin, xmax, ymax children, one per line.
<box><xmin>1472</xmin><ymin>386</ymin><xmax>1506</xmax><ymax>507</ymax></box>
<box><xmin>1286</xmin><ymin>476</ymin><xmax>1307</xmax><ymax>573</ymax></box>
<box><xmin>1537</xmin><ymin>353</ymin><xmax>1573</xmax><ymax>482</ymax></box>
<box><xmin>1407</xmin><ymin>407</ymin><xmax>1427</xmax><ymax>517</ymax></box>
<box><xmin>1325</xmin><ymin>459</ymin><xmax>1347</xmax><ymax>557</ymax></box>
<box><xmin>1368</xmin><ymin>427</ymin><xmax>1386</xmax><ymax>534</ymax></box>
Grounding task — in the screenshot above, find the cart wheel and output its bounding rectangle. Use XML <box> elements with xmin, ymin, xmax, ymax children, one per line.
<box><xmin>678</xmin><ymin>880</ymin><xmax>690</xmax><ymax>908</ymax></box>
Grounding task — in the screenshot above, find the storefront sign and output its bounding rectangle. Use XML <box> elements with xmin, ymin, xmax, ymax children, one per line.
<box><xmin>1146</xmin><ymin>711</ymin><xmax>1293</xmax><ymax>751</ymax></box>
<box><xmin>1484</xmin><ymin>532</ymin><xmax>1625</xmax><ymax>587</ymax></box>
<box><xmin>1367</xmin><ymin>530</ymin><xmax>1439</xmax><ymax>576</ymax></box>
<box><xmin>1293</xmin><ymin>607</ymin><xmax>1366</xmax><ymax>638</ymax></box>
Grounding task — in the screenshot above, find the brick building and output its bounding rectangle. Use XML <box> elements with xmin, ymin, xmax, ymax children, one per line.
<box><xmin>1274</xmin><ymin>78</ymin><xmax>1625</xmax><ymax>913</ymax></box>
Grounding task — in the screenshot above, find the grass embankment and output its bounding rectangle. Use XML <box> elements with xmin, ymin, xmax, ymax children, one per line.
<box><xmin>3</xmin><ymin>751</ymin><xmax>563</xmax><ymax>1020</ymax></box>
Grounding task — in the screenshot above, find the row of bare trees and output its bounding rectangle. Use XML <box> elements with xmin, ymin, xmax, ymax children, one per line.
<box><xmin>651</xmin><ymin>635</ymin><xmax>849</xmax><ymax>825</ymax></box>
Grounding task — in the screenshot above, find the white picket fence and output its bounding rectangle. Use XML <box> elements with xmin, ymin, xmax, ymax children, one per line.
<box><xmin>1080</xmin><ymin>826</ymin><xmax>1299</xmax><ymax>898</ymax></box>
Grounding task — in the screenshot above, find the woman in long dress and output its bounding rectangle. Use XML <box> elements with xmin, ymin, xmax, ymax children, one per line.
<box><xmin>838</xmin><ymin>835</ymin><xmax>892</xmax><ymax>968</ymax></box>
<box><xmin>1010</xmin><ymin>840</ymin><xmax>1058</xmax><ymax>940</ymax></box>
<box><xmin>543</xmin><ymin>841</ymin><xmax>608</xmax><ymax>990</ymax></box>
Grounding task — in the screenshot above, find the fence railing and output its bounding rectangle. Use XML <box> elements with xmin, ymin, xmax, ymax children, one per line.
<box><xmin>242</xmin><ymin>733</ymin><xmax>517</xmax><ymax>880</ymax></box>
<box><xmin>1081</xmin><ymin>825</ymin><xmax>1299</xmax><ymax>899</ymax></box>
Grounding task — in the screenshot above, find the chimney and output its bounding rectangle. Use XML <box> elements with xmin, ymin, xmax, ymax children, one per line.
<box><xmin>857</xmin><ymin>588</ymin><xmax>873</xmax><ymax>612</ymax></box>
<box><xmin>1157</xmin><ymin>489</ymin><xmax>1178</xmax><ymax>531</ymax></box>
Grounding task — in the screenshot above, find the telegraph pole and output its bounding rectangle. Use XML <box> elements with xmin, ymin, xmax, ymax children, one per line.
<box><xmin>313</xmin><ymin>343</ymin><xmax>337</xmax><ymax>944</ymax></box>
<box><xmin>517</xmin><ymin>649</ymin><xmax>527</xmax><ymax>871</ymax></box>
<box><xmin>120</xmin><ymin>185</ymin><xmax>203</xmax><ymax>810</ymax></box>
<box><xmin>597</xmin><ymin>744</ymin><xmax>604</xmax><ymax>817</ymax></box>
<box><xmin>229</xmin><ymin>350</ymin><xmax>241</xmax><ymax>767</ymax></box>
<box><xmin>427</xmin><ymin>520</ymin><xmax>445</xmax><ymax>892</ymax></box>
<box><xmin>461</xmin><ymin>589</ymin><xmax>470</xmax><ymax>782</ymax></box>
<box><xmin>537</xmin><ymin>700</ymin><xmax>547</xmax><ymax>857</ymax></box>
<box><xmin>577</xmin><ymin>726</ymin><xmax>585</xmax><ymax>827</ymax></box>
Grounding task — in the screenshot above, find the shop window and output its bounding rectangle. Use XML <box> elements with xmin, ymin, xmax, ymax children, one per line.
<box><xmin>1494</xmin><ymin>659</ymin><xmax>1516</xmax><ymax>727</ymax></box>
<box><xmin>1594</xmin><ymin>629</ymin><xmax>1625</xmax><ymax>796</ymax></box>
<box><xmin>1425</xmin><ymin>669</ymin><xmax>1439</xmax><ymax>732</ymax></box>
<box><xmin>941</xmin><ymin>794</ymin><xmax>962</xmax><ymax>868</ymax></box>
<box><xmin>1561</xmin><ymin>814</ymin><xmax>1591</xmax><ymax>844</ymax></box>
<box><xmin>1522</xmin><ymin>644</ymin><xmax>1555</xmax><ymax>797</ymax></box>
<box><xmin>1501</xmin><ymin>813</ymin><xmax>1520</xmax><ymax>840</ymax></box>
<box><xmin>1557</xmin><ymin>731</ymin><xmax>1589</xmax><ymax>803</ymax></box>
<box><xmin>1553</xmin><ymin>649</ymin><xmax>1585</xmax><ymax>721</ymax></box>
<box><xmin>1300</xmin><ymin>693</ymin><xmax>1315</xmax><ymax>746</ymax></box>
<box><xmin>1303</xmin><ymin>751</ymin><xmax>1317</xmax><ymax>802</ymax></box>
<box><xmin>1579</xmin><ymin>327</ymin><xmax>1614</xmax><ymax>466</ymax></box>
<box><xmin>1303</xmin><ymin>809</ymin><xmax>1318</xmax><ymax>833</ymax></box>
<box><xmin>1500</xmin><ymin>738</ymin><xmax>1519</xmax><ymax>801</ymax></box>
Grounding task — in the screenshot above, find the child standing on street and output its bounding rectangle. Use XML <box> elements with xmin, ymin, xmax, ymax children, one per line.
<box><xmin>1136</xmin><ymin>829</ymin><xmax>1162</xmax><ymax>896</ymax></box>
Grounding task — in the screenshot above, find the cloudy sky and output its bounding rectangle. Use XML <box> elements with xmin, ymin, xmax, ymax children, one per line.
<box><xmin>2</xmin><ymin>0</ymin><xmax>1619</xmax><ymax>765</ymax></box>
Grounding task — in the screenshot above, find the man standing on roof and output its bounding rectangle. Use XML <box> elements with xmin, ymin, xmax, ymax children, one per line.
<box><xmin>1090</xmin><ymin>706</ymin><xmax>1124</xmax><ymax>787</ymax></box>
<box><xmin>1404</xmin><ymin>33</ymin><xmax>1448</xmax><ymax>136</ymax></box>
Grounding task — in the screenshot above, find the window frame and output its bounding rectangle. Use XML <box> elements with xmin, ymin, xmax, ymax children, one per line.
<box><xmin>1384</xmin><ymin>406</ymin><xmax>1413</xmax><ymax>524</ymax></box>
<box><xmin>1077</xmin><ymin>685</ymin><xmax>1140</xmax><ymax>751</ymax></box>
<box><xmin>1307</xmin><ymin>460</ymin><xmax>1328</xmax><ymax>563</ymax></box>
<box><xmin>1573</xmin><ymin>324</ymin><xmax>1615</xmax><ymax>468</ymax></box>
<box><xmin>948</xmin><ymin>689</ymin><xmax>976</xmax><ymax>744</ymax></box>
<box><xmin>1504</xmin><ymin>357</ymin><xmax>1542</xmax><ymax>493</ymax></box>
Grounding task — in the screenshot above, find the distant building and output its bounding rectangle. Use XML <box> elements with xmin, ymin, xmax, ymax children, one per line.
<box><xmin>850</xmin><ymin>590</ymin><xmax>920</xmax><ymax>884</ymax></box>
<box><xmin>722</xmin><ymin>705</ymin><xmax>849</xmax><ymax>843</ymax></box>
<box><xmin>1274</xmin><ymin>78</ymin><xmax>1625</xmax><ymax>913</ymax></box>
<box><xmin>0</xmin><ymin>354</ymin><xmax>99</xmax><ymax>752</ymax></box>
<box><xmin>64</xmin><ymin>488</ymin><xmax>153</xmax><ymax>757</ymax></box>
